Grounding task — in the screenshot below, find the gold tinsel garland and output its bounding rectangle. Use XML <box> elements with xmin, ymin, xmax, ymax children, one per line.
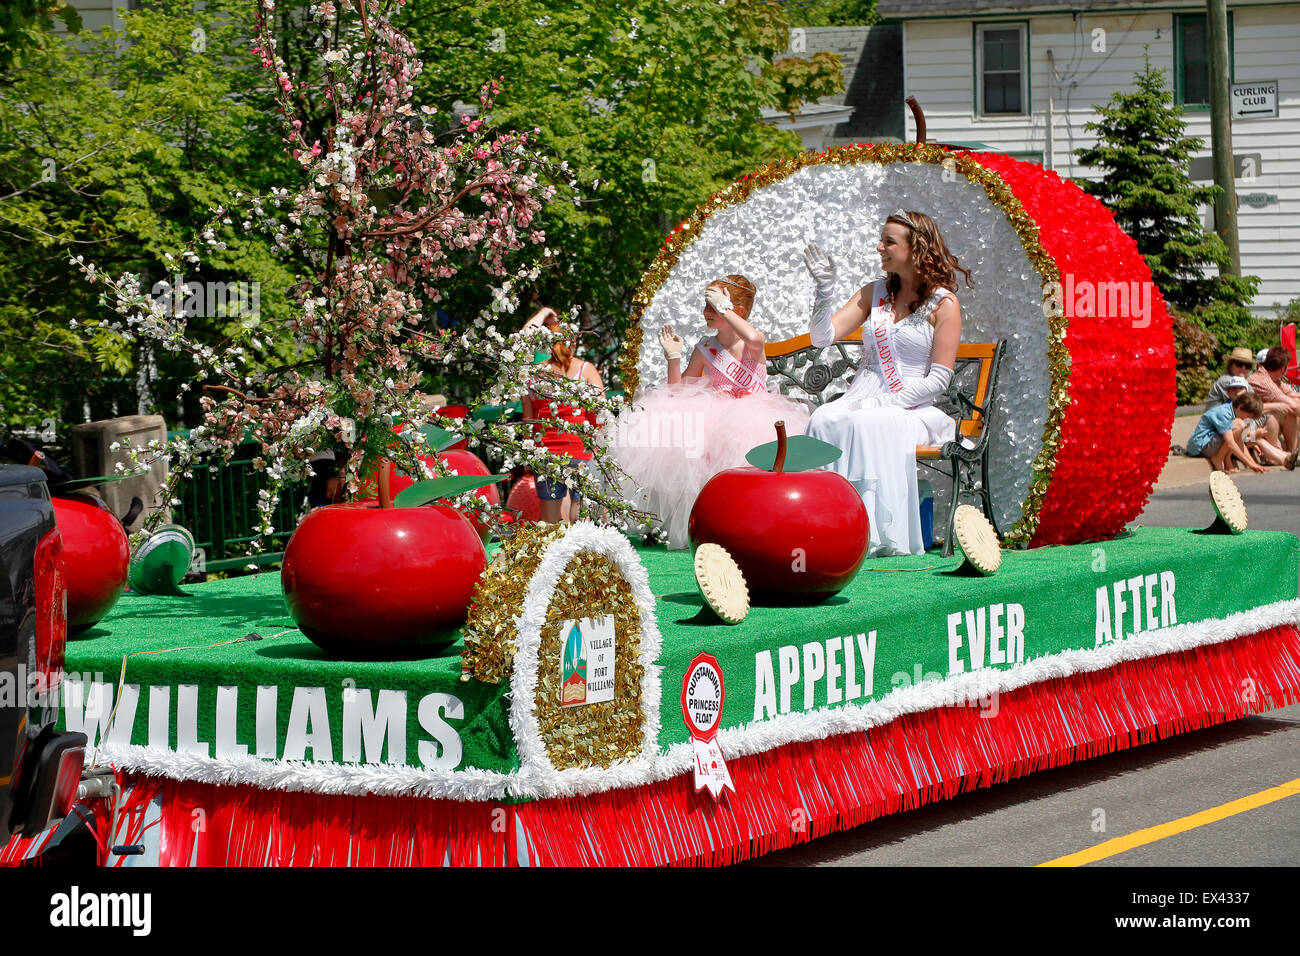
<box><xmin>460</xmin><ymin>522</ymin><xmax>646</xmax><ymax>770</ymax></box>
<box><xmin>617</xmin><ymin>143</ymin><xmax>1069</xmax><ymax>549</ymax></box>
<box><xmin>461</xmin><ymin>522</ymin><xmax>567</xmax><ymax>684</ymax></box>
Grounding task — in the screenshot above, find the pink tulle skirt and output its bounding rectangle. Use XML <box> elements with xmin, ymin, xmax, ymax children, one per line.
<box><xmin>607</xmin><ymin>379</ymin><xmax>810</xmax><ymax>549</ymax></box>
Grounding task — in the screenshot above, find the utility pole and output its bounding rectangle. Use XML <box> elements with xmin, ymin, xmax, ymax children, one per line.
<box><xmin>1207</xmin><ymin>0</ymin><xmax>1240</xmax><ymax>274</ymax></box>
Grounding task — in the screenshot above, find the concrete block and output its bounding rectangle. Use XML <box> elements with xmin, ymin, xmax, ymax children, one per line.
<box><xmin>70</xmin><ymin>415</ymin><xmax>169</xmax><ymax>533</ymax></box>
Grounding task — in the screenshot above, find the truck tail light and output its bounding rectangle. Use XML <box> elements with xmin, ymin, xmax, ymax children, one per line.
<box><xmin>33</xmin><ymin>527</ymin><xmax>67</xmax><ymax>694</ymax></box>
<box><xmin>12</xmin><ymin>733</ymin><xmax>86</xmax><ymax>837</ymax></box>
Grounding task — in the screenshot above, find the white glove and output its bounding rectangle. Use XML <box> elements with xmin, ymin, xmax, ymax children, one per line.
<box><xmin>875</xmin><ymin>364</ymin><xmax>954</xmax><ymax>410</ymax></box>
<box><xmin>705</xmin><ymin>286</ymin><xmax>734</xmax><ymax>315</ymax></box>
<box><xmin>803</xmin><ymin>243</ymin><xmax>837</xmax><ymax>348</ymax></box>
<box><xmin>803</xmin><ymin>243</ymin><xmax>836</xmax><ymax>292</ymax></box>
<box><xmin>659</xmin><ymin>325</ymin><xmax>683</xmax><ymax>360</ymax></box>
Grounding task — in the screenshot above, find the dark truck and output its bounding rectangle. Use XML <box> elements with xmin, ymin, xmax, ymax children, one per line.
<box><xmin>0</xmin><ymin>464</ymin><xmax>88</xmax><ymax>857</ymax></box>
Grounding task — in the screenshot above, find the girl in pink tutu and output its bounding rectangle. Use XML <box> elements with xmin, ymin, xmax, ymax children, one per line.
<box><xmin>610</xmin><ymin>274</ymin><xmax>809</xmax><ymax>549</ymax></box>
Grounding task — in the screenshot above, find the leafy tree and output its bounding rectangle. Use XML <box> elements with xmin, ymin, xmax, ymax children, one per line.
<box><xmin>0</xmin><ymin>0</ymin><xmax>78</xmax><ymax>68</ymax></box>
<box><xmin>782</xmin><ymin>0</ymin><xmax>880</xmax><ymax>26</ymax></box>
<box><xmin>85</xmin><ymin>0</ymin><xmax>651</xmax><ymax>536</ymax></box>
<box><xmin>1075</xmin><ymin>50</ymin><xmax>1258</xmax><ymax>323</ymax></box>
<box><xmin>1</xmin><ymin>0</ymin><xmax>845</xmax><ymax>432</ymax></box>
<box><xmin>388</xmin><ymin>0</ymin><xmax>845</xmax><ymax>390</ymax></box>
<box><xmin>0</xmin><ymin>0</ymin><xmax>298</xmax><ymax>433</ymax></box>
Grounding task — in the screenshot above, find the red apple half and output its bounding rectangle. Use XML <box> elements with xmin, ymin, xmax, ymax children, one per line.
<box><xmin>625</xmin><ymin>144</ymin><xmax>1175</xmax><ymax>547</ymax></box>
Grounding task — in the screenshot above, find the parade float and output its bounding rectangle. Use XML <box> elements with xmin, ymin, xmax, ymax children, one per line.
<box><xmin>5</xmin><ymin>2</ymin><xmax>1300</xmax><ymax>867</ymax></box>
<box><xmin>8</xmin><ymin>138</ymin><xmax>1300</xmax><ymax>867</ymax></box>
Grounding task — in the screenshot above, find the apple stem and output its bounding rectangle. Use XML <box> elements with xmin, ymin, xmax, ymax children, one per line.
<box><xmin>378</xmin><ymin>460</ymin><xmax>394</xmax><ymax>509</ymax></box>
<box><xmin>773</xmin><ymin>421</ymin><xmax>787</xmax><ymax>473</ymax></box>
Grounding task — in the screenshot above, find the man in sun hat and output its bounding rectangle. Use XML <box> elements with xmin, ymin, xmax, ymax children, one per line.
<box><xmin>1205</xmin><ymin>347</ymin><xmax>1258</xmax><ymax>408</ymax></box>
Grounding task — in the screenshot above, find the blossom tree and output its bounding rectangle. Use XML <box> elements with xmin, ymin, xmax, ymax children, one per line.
<box><xmin>77</xmin><ymin>0</ymin><xmax>651</xmax><ymax>545</ymax></box>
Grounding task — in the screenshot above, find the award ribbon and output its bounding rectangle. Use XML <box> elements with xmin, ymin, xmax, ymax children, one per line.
<box><xmin>681</xmin><ymin>652</ymin><xmax>734</xmax><ymax>799</ymax></box>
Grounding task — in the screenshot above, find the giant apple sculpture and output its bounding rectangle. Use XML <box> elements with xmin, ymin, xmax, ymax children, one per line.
<box><xmin>50</xmin><ymin>493</ymin><xmax>128</xmax><ymax>635</ymax></box>
<box><xmin>622</xmin><ymin>144</ymin><xmax>1174</xmax><ymax>547</ymax></box>
<box><xmin>281</xmin><ymin>472</ymin><xmax>502</xmax><ymax>658</ymax></box>
<box><xmin>689</xmin><ymin>424</ymin><xmax>868</xmax><ymax>599</ymax></box>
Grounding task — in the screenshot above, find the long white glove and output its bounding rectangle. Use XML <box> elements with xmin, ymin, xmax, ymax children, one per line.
<box><xmin>857</xmin><ymin>364</ymin><xmax>954</xmax><ymax>411</ymax></box>
<box><xmin>803</xmin><ymin>243</ymin><xmax>837</xmax><ymax>348</ymax></box>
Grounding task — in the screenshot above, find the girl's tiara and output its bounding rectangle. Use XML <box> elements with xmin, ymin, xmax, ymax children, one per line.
<box><xmin>889</xmin><ymin>209</ymin><xmax>916</xmax><ymax>230</ymax></box>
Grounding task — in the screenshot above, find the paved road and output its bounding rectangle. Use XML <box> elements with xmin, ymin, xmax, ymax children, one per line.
<box><xmin>763</xmin><ymin>471</ymin><xmax>1300</xmax><ymax>867</ymax></box>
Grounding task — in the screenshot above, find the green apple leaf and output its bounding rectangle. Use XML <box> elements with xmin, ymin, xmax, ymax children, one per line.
<box><xmin>393</xmin><ymin>474</ymin><xmax>508</xmax><ymax>508</ymax></box>
<box><xmin>472</xmin><ymin>402</ymin><xmax>521</xmax><ymax>423</ymax></box>
<box><xmin>745</xmin><ymin>434</ymin><xmax>843</xmax><ymax>472</ymax></box>
<box><xmin>414</xmin><ymin>424</ymin><xmax>461</xmax><ymax>452</ymax></box>
<box><xmin>56</xmin><ymin>473</ymin><xmax>137</xmax><ymax>490</ymax></box>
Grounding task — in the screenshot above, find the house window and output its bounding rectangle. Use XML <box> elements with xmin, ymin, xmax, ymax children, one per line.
<box><xmin>1175</xmin><ymin>13</ymin><xmax>1234</xmax><ymax>109</ymax></box>
<box><xmin>977</xmin><ymin>24</ymin><xmax>1028</xmax><ymax>116</ymax></box>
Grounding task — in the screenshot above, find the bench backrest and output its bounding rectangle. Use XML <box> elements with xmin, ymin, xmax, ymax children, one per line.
<box><xmin>764</xmin><ymin>331</ymin><xmax>1004</xmax><ymax>441</ymax></box>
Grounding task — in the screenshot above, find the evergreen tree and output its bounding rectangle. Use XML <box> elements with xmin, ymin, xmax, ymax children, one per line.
<box><xmin>1075</xmin><ymin>49</ymin><xmax>1257</xmax><ymax>317</ymax></box>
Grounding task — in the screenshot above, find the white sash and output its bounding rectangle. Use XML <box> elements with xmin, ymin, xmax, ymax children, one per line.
<box><xmin>868</xmin><ymin>283</ymin><xmax>905</xmax><ymax>394</ymax></box>
<box><xmin>699</xmin><ymin>336</ymin><xmax>763</xmax><ymax>395</ymax></box>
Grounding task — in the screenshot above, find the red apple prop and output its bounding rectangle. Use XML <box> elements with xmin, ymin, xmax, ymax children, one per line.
<box><xmin>689</xmin><ymin>423</ymin><xmax>868</xmax><ymax>599</ymax></box>
<box><xmin>51</xmin><ymin>493</ymin><xmax>129</xmax><ymax>635</ymax></box>
<box><xmin>281</xmin><ymin>500</ymin><xmax>487</xmax><ymax>658</ymax></box>
<box><xmin>506</xmin><ymin>474</ymin><xmax>541</xmax><ymax>523</ymax></box>
<box><xmin>386</xmin><ymin>450</ymin><xmax>501</xmax><ymax>539</ymax></box>
<box><xmin>363</xmin><ymin>425</ymin><xmax>500</xmax><ymax>541</ymax></box>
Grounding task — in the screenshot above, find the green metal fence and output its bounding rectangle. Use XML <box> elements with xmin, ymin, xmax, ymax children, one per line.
<box><xmin>171</xmin><ymin>446</ymin><xmax>306</xmax><ymax>572</ymax></box>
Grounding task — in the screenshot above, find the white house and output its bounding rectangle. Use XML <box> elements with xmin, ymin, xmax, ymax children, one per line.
<box><xmin>61</xmin><ymin>0</ymin><xmax>134</xmax><ymax>33</ymax></box>
<box><xmin>876</xmin><ymin>0</ymin><xmax>1300</xmax><ymax>315</ymax></box>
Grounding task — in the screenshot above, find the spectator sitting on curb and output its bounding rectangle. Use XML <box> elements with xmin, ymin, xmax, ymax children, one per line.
<box><xmin>1247</xmin><ymin>346</ymin><xmax>1300</xmax><ymax>454</ymax></box>
<box><xmin>1186</xmin><ymin>392</ymin><xmax>1299</xmax><ymax>473</ymax></box>
<box><xmin>1205</xmin><ymin>347</ymin><xmax>1258</xmax><ymax>407</ymax></box>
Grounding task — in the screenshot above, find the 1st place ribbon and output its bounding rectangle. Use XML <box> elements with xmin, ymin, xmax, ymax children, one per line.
<box><xmin>681</xmin><ymin>652</ymin><xmax>734</xmax><ymax>799</ymax></box>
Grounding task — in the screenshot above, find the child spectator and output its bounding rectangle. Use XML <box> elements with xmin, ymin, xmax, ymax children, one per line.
<box><xmin>1207</xmin><ymin>373</ymin><xmax>1279</xmax><ymax>459</ymax></box>
<box><xmin>1186</xmin><ymin>392</ymin><xmax>1298</xmax><ymax>473</ymax></box>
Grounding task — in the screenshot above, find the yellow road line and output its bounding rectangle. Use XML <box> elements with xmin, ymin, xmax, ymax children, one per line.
<box><xmin>1040</xmin><ymin>777</ymin><xmax>1300</xmax><ymax>867</ymax></box>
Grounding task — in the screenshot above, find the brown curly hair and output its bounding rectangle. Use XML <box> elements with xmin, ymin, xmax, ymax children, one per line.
<box><xmin>709</xmin><ymin>274</ymin><xmax>756</xmax><ymax>318</ymax></box>
<box><xmin>884</xmin><ymin>211</ymin><xmax>972</xmax><ymax>309</ymax></box>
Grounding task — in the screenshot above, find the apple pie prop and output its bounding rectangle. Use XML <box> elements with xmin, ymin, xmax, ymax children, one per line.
<box><xmin>1207</xmin><ymin>471</ymin><xmax>1247</xmax><ymax>534</ymax></box>
<box><xmin>952</xmin><ymin>504</ymin><xmax>1002</xmax><ymax>576</ymax></box>
<box><xmin>693</xmin><ymin>543</ymin><xmax>750</xmax><ymax>625</ymax></box>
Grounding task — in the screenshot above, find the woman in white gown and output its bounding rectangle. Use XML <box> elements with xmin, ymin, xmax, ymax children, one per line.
<box><xmin>802</xmin><ymin>211</ymin><xmax>972</xmax><ymax>556</ymax></box>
